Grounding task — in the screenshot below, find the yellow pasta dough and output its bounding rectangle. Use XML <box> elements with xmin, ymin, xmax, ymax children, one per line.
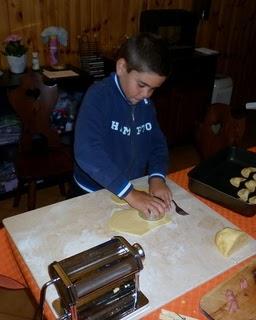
<box><xmin>109</xmin><ymin>209</ymin><xmax>171</xmax><ymax>236</ymax></box>
<box><xmin>241</xmin><ymin>167</ymin><xmax>256</xmax><ymax>178</ymax></box>
<box><xmin>230</xmin><ymin>177</ymin><xmax>246</xmax><ymax>188</ymax></box>
<box><xmin>245</xmin><ymin>180</ymin><xmax>256</xmax><ymax>192</ymax></box>
<box><xmin>237</xmin><ymin>188</ymin><xmax>250</xmax><ymax>202</ymax></box>
<box><xmin>249</xmin><ymin>196</ymin><xmax>256</xmax><ymax>204</ymax></box>
<box><xmin>215</xmin><ymin>227</ymin><xmax>249</xmax><ymax>257</ymax></box>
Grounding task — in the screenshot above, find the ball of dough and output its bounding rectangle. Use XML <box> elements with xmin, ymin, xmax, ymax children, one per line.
<box><xmin>215</xmin><ymin>227</ymin><xmax>249</xmax><ymax>257</ymax></box>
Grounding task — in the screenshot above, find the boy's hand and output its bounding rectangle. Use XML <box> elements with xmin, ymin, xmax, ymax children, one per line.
<box><xmin>124</xmin><ymin>189</ymin><xmax>167</xmax><ymax>219</ymax></box>
<box><xmin>149</xmin><ymin>177</ymin><xmax>172</xmax><ymax>209</ymax></box>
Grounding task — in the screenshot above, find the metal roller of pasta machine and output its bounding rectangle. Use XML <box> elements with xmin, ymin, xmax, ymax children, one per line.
<box><xmin>45</xmin><ymin>236</ymin><xmax>149</xmax><ymax>320</ymax></box>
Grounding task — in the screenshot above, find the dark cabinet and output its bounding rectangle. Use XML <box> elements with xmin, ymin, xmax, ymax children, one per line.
<box><xmin>153</xmin><ymin>51</ymin><xmax>218</xmax><ymax>146</ymax></box>
<box><xmin>0</xmin><ymin>67</ymin><xmax>93</xmax><ymax>197</ymax></box>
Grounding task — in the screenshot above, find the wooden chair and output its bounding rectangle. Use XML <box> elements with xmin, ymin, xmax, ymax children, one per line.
<box><xmin>8</xmin><ymin>72</ymin><xmax>73</xmax><ymax>211</ymax></box>
<box><xmin>195</xmin><ymin>103</ymin><xmax>246</xmax><ymax>159</ymax></box>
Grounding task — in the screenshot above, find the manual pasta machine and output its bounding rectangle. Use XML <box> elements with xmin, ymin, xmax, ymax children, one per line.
<box><xmin>40</xmin><ymin>236</ymin><xmax>148</xmax><ymax>320</ymax></box>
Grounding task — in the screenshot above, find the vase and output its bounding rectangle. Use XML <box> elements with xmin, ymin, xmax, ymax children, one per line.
<box><xmin>6</xmin><ymin>54</ymin><xmax>27</xmax><ymax>74</ymax></box>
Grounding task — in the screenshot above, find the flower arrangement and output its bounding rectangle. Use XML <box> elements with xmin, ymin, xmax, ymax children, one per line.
<box><xmin>2</xmin><ymin>34</ymin><xmax>28</xmax><ymax>57</ymax></box>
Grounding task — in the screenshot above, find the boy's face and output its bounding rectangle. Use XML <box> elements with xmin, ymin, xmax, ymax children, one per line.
<box><xmin>116</xmin><ymin>58</ymin><xmax>166</xmax><ymax>105</ymax></box>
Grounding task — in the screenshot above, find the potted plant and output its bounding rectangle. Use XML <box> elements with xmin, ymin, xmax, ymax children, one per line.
<box><xmin>2</xmin><ymin>34</ymin><xmax>28</xmax><ymax>74</ymax></box>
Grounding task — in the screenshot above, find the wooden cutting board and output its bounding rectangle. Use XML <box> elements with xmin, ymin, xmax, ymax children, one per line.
<box><xmin>200</xmin><ymin>259</ymin><xmax>256</xmax><ymax>320</ymax></box>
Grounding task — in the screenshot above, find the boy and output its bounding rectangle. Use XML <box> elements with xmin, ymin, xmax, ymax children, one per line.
<box><xmin>74</xmin><ymin>32</ymin><xmax>172</xmax><ymax>218</ymax></box>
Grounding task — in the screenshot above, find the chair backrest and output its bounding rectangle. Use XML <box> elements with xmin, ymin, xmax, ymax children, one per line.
<box><xmin>8</xmin><ymin>72</ymin><xmax>60</xmax><ymax>153</ymax></box>
<box><xmin>195</xmin><ymin>103</ymin><xmax>246</xmax><ymax>159</ymax></box>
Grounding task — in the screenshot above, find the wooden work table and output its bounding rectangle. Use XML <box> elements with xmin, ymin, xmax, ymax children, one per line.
<box><xmin>1</xmin><ymin>151</ymin><xmax>256</xmax><ymax>320</ymax></box>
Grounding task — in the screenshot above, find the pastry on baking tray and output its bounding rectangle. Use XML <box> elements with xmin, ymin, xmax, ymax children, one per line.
<box><xmin>241</xmin><ymin>167</ymin><xmax>256</xmax><ymax>178</ymax></box>
<box><xmin>248</xmin><ymin>196</ymin><xmax>256</xmax><ymax>204</ymax></box>
<box><xmin>237</xmin><ymin>188</ymin><xmax>250</xmax><ymax>202</ymax></box>
<box><xmin>253</xmin><ymin>173</ymin><xmax>256</xmax><ymax>181</ymax></box>
<box><xmin>245</xmin><ymin>180</ymin><xmax>256</xmax><ymax>192</ymax></box>
<box><xmin>230</xmin><ymin>177</ymin><xmax>246</xmax><ymax>188</ymax></box>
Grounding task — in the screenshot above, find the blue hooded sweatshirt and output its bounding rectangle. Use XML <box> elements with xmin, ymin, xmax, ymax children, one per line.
<box><xmin>74</xmin><ymin>72</ymin><xmax>169</xmax><ymax>198</ymax></box>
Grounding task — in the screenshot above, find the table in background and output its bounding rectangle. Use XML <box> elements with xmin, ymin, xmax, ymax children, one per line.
<box><xmin>1</xmin><ymin>148</ymin><xmax>256</xmax><ymax>320</ymax></box>
<box><xmin>0</xmin><ymin>66</ymin><xmax>93</xmax><ymax>199</ymax></box>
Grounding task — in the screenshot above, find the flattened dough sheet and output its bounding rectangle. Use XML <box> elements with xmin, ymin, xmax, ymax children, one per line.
<box><xmin>109</xmin><ymin>208</ymin><xmax>171</xmax><ymax>236</ymax></box>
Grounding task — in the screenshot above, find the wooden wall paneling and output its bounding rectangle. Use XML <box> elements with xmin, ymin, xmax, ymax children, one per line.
<box><xmin>55</xmin><ymin>0</ymin><xmax>69</xmax><ymax>31</ymax></box>
<box><xmin>43</xmin><ymin>0</ymin><xmax>57</xmax><ymax>25</ymax></box>
<box><xmin>31</xmin><ymin>0</ymin><xmax>44</xmax><ymax>65</ymax></box>
<box><xmin>32</xmin><ymin>0</ymin><xmax>43</xmax><ymax>55</ymax></box>
<box><xmin>226</xmin><ymin>0</ymin><xmax>256</xmax><ymax>108</ymax></box>
<box><xmin>0</xmin><ymin>0</ymin><xmax>255</xmax><ymax>113</ymax></box>
<box><xmin>219</xmin><ymin>1</ymin><xmax>246</xmax><ymax>107</ymax></box>
<box><xmin>196</xmin><ymin>0</ymin><xmax>222</xmax><ymax>49</ymax></box>
<box><xmin>213</xmin><ymin>1</ymin><xmax>256</xmax><ymax>109</ymax></box>
<box><xmin>123</xmin><ymin>0</ymin><xmax>145</xmax><ymax>41</ymax></box>
<box><xmin>68</xmin><ymin>0</ymin><xmax>82</xmax><ymax>66</ymax></box>
<box><xmin>6</xmin><ymin>1</ymin><xmax>24</xmax><ymax>37</ymax></box>
<box><xmin>115</xmin><ymin>0</ymin><xmax>143</xmax><ymax>48</ymax></box>
<box><xmin>85</xmin><ymin>0</ymin><xmax>144</xmax><ymax>56</ymax></box>
<box><xmin>196</xmin><ymin>0</ymin><xmax>256</xmax><ymax>109</ymax></box>
<box><xmin>22</xmin><ymin>0</ymin><xmax>41</xmax><ymax>66</ymax></box>
<box><xmin>0</xmin><ymin>0</ymin><xmax>10</xmax><ymax>69</ymax></box>
<box><xmin>77</xmin><ymin>0</ymin><xmax>110</xmax><ymax>65</ymax></box>
<box><xmin>145</xmin><ymin>0</ymin><xmax>193</xmax><ymax>10</ymax></box>
<box><xmin>54</xmin><ymin>0</ymin><xmax>72</xmax><ymax>66</ymax></box>
<box><xmin>116</xmin><ymin>0</ymin><xmax>144</xmax><ymax>48</ymax></box>
<box><xmin>90</xmin><ymin>0</ymin><xmax>111</xmax><ymax>53</ymax></box>
<box><xmin>93</xmin><ymin>0</ymin><xmax>115</xmax><ymax>55</ymax></box>
<box><xmin>242</xmin><ymin>3</ymin><xmax>256</xmax><ymax>104</ymax></box>
<box><xmin>0</xmin><ymin>0</ymin><xmax>204</xmax><ymax>69</ymax></box>
<box><xmin>214</xmin><ymin>1</ymin><xmax>237</xmax><ymax>73</ymax></box>
<box><xmin>78</xmin><ymin>0</ymin><xmax>93</xmax><ymax>68</ymax></box>
<box><xmin>79</xmin><ymin>0</ymin><xmax>92</xmax><ymax>34</ymax></box>
<box><xmin>96</xmin><ymin>0</ymin><xmax>142</xmax><ymax>55</ymax></box>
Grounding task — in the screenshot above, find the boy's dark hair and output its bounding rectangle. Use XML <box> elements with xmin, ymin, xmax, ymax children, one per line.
<box><xmin>117</xmin><ymin>32</ymin><xmax>171</xmax><ymax>77</ymax></box>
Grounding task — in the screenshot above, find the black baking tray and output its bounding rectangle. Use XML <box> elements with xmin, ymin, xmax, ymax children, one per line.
<box><xmin>188</xmin><ymin>146</ymin><xmax>256</xmax><ymax>217</ymax></box>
